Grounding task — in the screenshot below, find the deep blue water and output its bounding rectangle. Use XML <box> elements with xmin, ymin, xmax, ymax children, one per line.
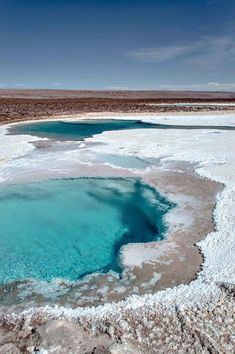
<box><xmin>9</xmin><ymin>119</ymin><xmax>155</xmax><ymax>141</ymax></box>
<box><xmin>0</xmin><ymin>178</ymin><xmax>173</xmax><ymax>283</ymax></box>
<box><xmin>9</xmin><ymin>119</ymin><xmax>235</xmax><ymax>142</ymax></box>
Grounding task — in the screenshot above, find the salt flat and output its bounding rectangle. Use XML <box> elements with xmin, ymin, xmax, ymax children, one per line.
<box><xmin>0</xmin><ymin>113</ymin><xmax>234</xmax><ymax>353</ymax></box>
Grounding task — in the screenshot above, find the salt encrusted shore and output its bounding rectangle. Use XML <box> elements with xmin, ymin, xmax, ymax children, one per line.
<box><xmin>0</xmin><ymin>113</ymin><xmax>234</xmax><ymax>353</ymax></box>
<box><xmin>0</xmin><ymin>118</ymin><xmax>223</xmax><ymax>302</ymax></box>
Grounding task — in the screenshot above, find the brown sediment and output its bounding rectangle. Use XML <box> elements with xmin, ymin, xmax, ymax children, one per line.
<box><xmin>1</xmin><ymin>88</ymin><xmax>235</xmax><ymax>124</ymax></box>
<box><xmin>2</xmin><ymin>88</ymin><xmax>235</xmax><ymax>99</ymax></box>
<box><xmin>139</xmin><ymin>164</ymin><xmax>223</xmax><ymax>290</ymax></box>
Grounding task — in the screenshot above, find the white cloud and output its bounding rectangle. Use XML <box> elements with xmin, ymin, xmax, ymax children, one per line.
<box><xmin>104</xmin><ymin>82</ymin><xmax>235</xmax><ymax>92</ymax></box>
<box><xmin>50</xmin><ymin>82</ymin><xmax>63</xmax><ymax>88</ymax></box>
<box><xmin>104</xmin><ymin>86</ymin><xmax>134</xmax><ymax>90</ymax></box>
<box><xmin>0</xmin><ymin>83</ymin><xmax>26</xmax><ymax>88</ymax></box>
<box><xmin>207</xmin><ymin>82</ymin><xmax>235</xmax><ymax>89</ymax></box>
<box><xmin>158</xmin><ymin>82</ymin><xmax>235</xmax><ymax>92</ymax></box>
<box><xmin>12</xmin><ymin>83</ymin><xmax>26</xmax><ymax>88</ymax></box>
<box><xmin>129</xmin><ymin>36</ymin><xmax>235</xmax><ymax>68</ymax></box>
<box><xmin>130</xmin><ymin>44</ymin><xmax>197</xmax><ymax>63</ymax></box>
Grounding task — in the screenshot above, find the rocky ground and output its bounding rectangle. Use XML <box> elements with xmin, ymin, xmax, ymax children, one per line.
<box><xmin>0</xmin><ymin>283</ymin><xmax>234</xmax><ymax>353</ymax></box>
<box><xmin>1</xmin><ymin>89</ymin><xmax>235</xmax><ymax>99</ymax></box>
<box><xmin>1</xmin><ymin>89</ymin><xmax>235</xmax><ymax>124</ymax></box>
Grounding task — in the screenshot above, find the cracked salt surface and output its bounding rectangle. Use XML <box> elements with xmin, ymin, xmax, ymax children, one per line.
<box><xmin>0</xmin><ymin>113</ymin><xmax>234</xmax><ymax>323</ymax></box>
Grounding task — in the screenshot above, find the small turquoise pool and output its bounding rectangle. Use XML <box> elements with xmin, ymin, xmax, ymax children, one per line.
<box><xmin>9</xmin><ymin>119</ymin><xmax>155</xmax><ymax>141</ymax></box>
<box><xmin>0</xmin><ymin>178</ymin><xmax>173</xmax><ymax>283</ymax></box>
<box><xmin>9</xmin><ymin>119</ymin><xmax>235</xmax><ymax>142</ymax></box>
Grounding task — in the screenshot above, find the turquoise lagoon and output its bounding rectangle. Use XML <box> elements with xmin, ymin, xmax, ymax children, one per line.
<box><xmin>9</xmin><ymin>119</ymin><xmax>155</xmax><ymax>141</ymax></box>
<box><xmin>0</xmin><ymin>178</ymin><xmax>173</xmax><ymax>284</ymax></box>
<box><xmin>9</xmin><ymin>119</ymin><xmax>235</xmax><ymax>142</ymax></box>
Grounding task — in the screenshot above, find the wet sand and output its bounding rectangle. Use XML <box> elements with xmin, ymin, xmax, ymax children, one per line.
<box><xmin>141</xmin><ymin>164</ymin><xmax>223</xmax><ymax>290</ymax></box>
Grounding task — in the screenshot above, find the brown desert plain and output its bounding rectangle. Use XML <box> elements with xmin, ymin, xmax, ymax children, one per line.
<box><xmin>1</xmin><ymin>89</ymin><xmax>235</xmax><ymax>123</ymax></box>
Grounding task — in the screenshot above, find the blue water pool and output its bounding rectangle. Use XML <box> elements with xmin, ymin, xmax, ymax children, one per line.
<box><xmin>9</xmin><ymin>119</ymin><xmax>235</xmax><ymax>142</ymax></box>
<box><xmin>0</xmin><ymin>178</ymin><xmax>173</xmax><ymax>283</ymax></box>
<box><xmin>9</xmin><ymin>119</ymin><xmax>155</xmax><ymax>141</ymax></box>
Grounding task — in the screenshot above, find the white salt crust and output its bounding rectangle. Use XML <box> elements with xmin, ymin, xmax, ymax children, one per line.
<box><xmin>0</xmin><ymin>113</ymin><xmax>234</xmax><ymax>323</ymax></box>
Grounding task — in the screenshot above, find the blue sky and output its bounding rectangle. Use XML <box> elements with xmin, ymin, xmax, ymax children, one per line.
<box><xmin>1</xmin><ymin>0</ymin><xmax>235</xmax><ymax>90</ymax></box>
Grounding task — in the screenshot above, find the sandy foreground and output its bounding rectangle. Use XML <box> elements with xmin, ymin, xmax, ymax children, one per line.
<box><xmin>0</xmin><ymin>111</ymin><xmax>234</xmax><ymax>353</ymax></box>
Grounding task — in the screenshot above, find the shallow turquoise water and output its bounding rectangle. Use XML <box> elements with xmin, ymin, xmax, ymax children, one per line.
<box><xmin>96</xmin><ymin>153</ymin><xmax>152</xmax><ymax>169</ymax></box>
<box><xmin>9</xmin><ymin>119</ymin><xmax>156</xmax><ymax>141</ymax></box>
<box><xmin>0</xmin><ymin>178</ymin><xmax>173</xmax><ymax>283</ymax></box>
<box><xmin>9</xmin><ymin>119</ymin><xmax>235</xmax><ymax>142</ymax></box>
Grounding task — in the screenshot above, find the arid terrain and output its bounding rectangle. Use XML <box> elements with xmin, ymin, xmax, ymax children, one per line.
<box><xmin>2</xmin><ymin>89</ymin><xmax>235</xmax><ymax>99</ymax></box>
<box><xmin>1</xmin><ymin>89</ymin><xmax>235</xmax><ymax>124</ymax></box>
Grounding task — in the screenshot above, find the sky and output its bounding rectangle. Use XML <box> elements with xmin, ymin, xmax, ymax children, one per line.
<box><xmin>0</xmin><ymin>0</ymin><xmax>235</xmax><ymax>91</ymax></box>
